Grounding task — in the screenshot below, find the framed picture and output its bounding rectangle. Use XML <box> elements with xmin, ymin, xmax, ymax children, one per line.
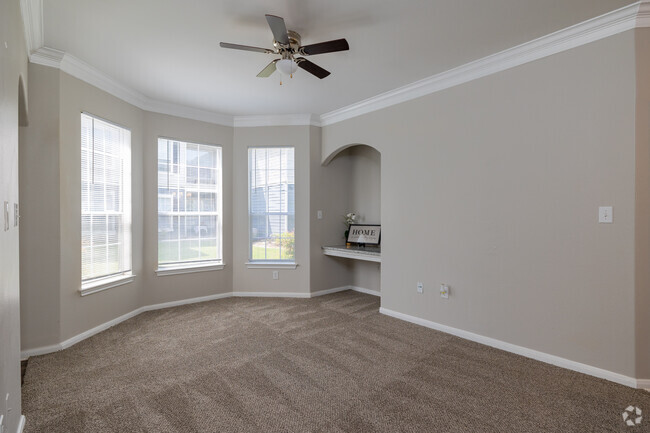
<box><xmin>346</xmin><ymin>224</ymin><xmax>381</xmax><ymax>245</ymax></box>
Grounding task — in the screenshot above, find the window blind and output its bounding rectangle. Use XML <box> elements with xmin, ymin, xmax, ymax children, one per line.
<box><xmin>157</xmin><ymin>138</ymin><xmax>222</xmax><ymax>266</ymax></box>
<box><xmin>248</xmin><ymin>147</ymin><xmax>295</xmax><ymax>261</ymax></box>
<box><xmin>81</xmin><ymin>113</ymin><xmax>132</xmax><ymax>283</ymax></box>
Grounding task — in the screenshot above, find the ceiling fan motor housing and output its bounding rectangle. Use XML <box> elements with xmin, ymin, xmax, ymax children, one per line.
<box><xmin>274</xmin><ymin>30</ymin><xmax>302</xmax><ymax>54</ymax></box>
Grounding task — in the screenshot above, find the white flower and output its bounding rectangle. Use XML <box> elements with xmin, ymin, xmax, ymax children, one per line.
<box><xmin>344</xmin><ymin>212</ymin><xmax>358</xmax><ymax>225</ymax></box>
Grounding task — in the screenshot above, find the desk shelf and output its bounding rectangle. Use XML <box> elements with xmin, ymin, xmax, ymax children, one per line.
<box><xmin>322</xmin><ymin>245</ymin><xmax>381</xmax><ymax>263</ymax></box>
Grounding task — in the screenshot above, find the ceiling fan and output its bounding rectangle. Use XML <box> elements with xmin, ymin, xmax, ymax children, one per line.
<box><xmin>220</xmin><ymin>14</ymin><xmax>349</xmax><ymax>80</ymax></box>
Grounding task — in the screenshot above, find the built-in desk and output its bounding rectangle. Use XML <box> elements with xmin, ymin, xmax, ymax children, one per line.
<box><xmin>322</xmin><ymin>245</ymin><xmax>381</xmax><ymax>263</ymax></box>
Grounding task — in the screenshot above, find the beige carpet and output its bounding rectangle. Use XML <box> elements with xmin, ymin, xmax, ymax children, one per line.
<box><xmin>22</xmin><ymin>291</ymin><xmax>649</xmax><ymax>432</ymax></box>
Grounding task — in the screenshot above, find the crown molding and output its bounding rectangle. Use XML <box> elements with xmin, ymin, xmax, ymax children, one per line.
<box><xmin>637</xmin><ymin>0</ymin><xmax>650</xmax><ymax>26</ymax></box>
<box><xmin>19</xmin><ymin>0</ymin><xmax>43</xmax><ymax>55</ymax></box>
<box><xmin>21</xmin><ymin>1</ymin><xmax>650</xmax><ymax>129</ymax></box>
<box><xmin>320</xmin><ymin>0</ymin><xmax>650</xmax><ymax>126</ymax></box>
<box><xmin>234</xmin><ymin>114</ymin><xmax>321</xmax><ymax>127</ymax></box>
<box><xmin>29</xmin><ymin>47</ymin><xmax>235</xmax><ymax>127</ymax></box>
<box><xmin>29</xmin><ymin>46</ymin><xmax>64</xmax><ymax>68</ymax></box>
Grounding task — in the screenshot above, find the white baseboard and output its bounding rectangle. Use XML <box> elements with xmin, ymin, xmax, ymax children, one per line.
<box><xmin>637</xmin><ymin>379</ymin><xmax>650</xmax><ymax>389</ymax></box>
<box><xmin>21</xmin><ymin>292</ymin><xmax>232</xmax><ymax>359</ymax></box>
<box><xmin>310</xmin><ymin>286</ymin><xmax>351</xmax><ymax>297</ymax></box>
<box><xmin>380</xmin><ymin>307</ymin><xmax>643</xmax><ymax>389</ymax></box>
<box><xmin>21</xmin><ymin>286</ymin><xmax>380</xmax><ymax>360</ymax></box>
<box><xmin>141</xmin><ymin>292</ymin><xmax>232</xmax><ymax>312</ymax></box>
<box><xmin>232</xmin><ymin>291</ymin><xmax>311</xmax><ymax>298</ymax></box>
<box><xmin>349</xmin><ymin>286</ymin><xmax>381</xmax><ymax>297</ymax></box>
<box><xmin>16</xmin><ymin>415</ymin><xmax>26</xmax><ymax>433</ymax></box>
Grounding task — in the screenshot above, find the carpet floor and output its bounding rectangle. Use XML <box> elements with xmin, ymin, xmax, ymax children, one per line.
<box><xmin>22</xmin><ymin>291</ymin><xmax>649</xmax><ymax>432</ymax></box>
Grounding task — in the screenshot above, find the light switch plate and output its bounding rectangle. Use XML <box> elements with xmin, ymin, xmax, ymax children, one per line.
<box><xmin>317</xmin><ymin>210</ymin><xmax>323</xmax><ymax>220</ymax></box>
<box><xmin>3</xmin><ymin>201</ymin><xmax>8</xmax><ymax>231</ymax></box>
<box><xmin>599</xmin><ymin>206</ymin><xmax>613</xmax><ymax>223</ymax></box>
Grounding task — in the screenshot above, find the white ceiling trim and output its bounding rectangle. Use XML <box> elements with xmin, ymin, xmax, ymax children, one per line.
<box><xmin>30</xmin><ymin>47</ymin><xmax>235</xmax><ymax>127</ymax></box>
<box><xmin>320</xmin><ymin>0</ymin><xmax>650</xmax><ymax>126</ymax></box>
<box><xmin>19</xmin><ymin>0</ymin><xmax>42</xmax><ymax>55</ymax></box>
<box><xmin>234</xmin><ymin>114</ymin><xmax>321</xmax><ymax>128</ymax></box>
<box><xmin>22</xmin><ymin>1</ymin><xmax>650</xmax><ymax>128</ymax></box>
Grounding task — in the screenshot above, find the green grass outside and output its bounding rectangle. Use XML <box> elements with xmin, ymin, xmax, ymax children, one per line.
<box><xmin>251</xmin><ymin>244</ymin><xmax>294</xmax><ymax>260</ymax></box>
<box><xmin>158</xmin><ymin>240</ymin><xmax>218</xmax><ymax>263</ymax></box>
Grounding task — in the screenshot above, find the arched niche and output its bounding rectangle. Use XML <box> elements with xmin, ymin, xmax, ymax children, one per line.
<box><xmin>325</xmin><ymin>143</ymin><xmax>382</xmax><ymax>294</ymax></box>
<box><xmin>322</xmin><ymin>142</ymin><xmax>381</xmax><ymax>166</ymax></box>
<box><xmin>18</xmin><ymin>75</ymin><xmax>28</xmax><ymax>127</ymax></box>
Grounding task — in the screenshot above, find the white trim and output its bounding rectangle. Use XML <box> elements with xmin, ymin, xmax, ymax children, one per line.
<box><xmin>310</xmin><ymin>286</ymin><xmax>351</xmax><ymax>297</ymax></box>
<box><xmin>15</xmin><ymin>415</ymin><xmax>26</xmax><ymax>433</ymax></box>
<box><xmin>232</xmin><ymin>291</ymin><xmax>311</xmax><ymax>298</ymax></box>
<box><xmin>141</xmin><ymin>292</ymin><xmax>232</xmax><ymax>312</ymax></box>
<box><xmin>234</xmin><ymin>114</ymin><xmax>321</xmax><ymax>128</ymax></box>
<box><xmin>19</xmin><ymin>0</ymin><xmax>42</xmax><ymax>55</ymax></box>
<box><xmin>322</xmin><ymin>246</ymin><xmax>381</xmax><ymax>263</ymax></box>
<box><xmin>79</xmin><ymin>274</ymin><xmax>135</xmax><ymax>297</ymax></box>
<box><xmin>319</xmin><ymin>1</ymin><xmax>650</xmax><ymax>126</ymax></box>
<box><xmin>245</xmin><ymin>262</ymin><xmax>298</xmax><ymax>269</ymax></box>
<box><xmin>29</xmin><ymin>48</ymin><xmax>235</xmax><ymax>127</ymax></box>
<box><xmin>20</xmin><ymin>292</ymin><xmax>232</xmax><ymax>359</ymax></box>
<box><xmin>20</xmin><ymin>2</ymin><xmax>650</xmax><ymax>128</ymax></box>
<box><xmin>349</xmin><ymin>285</ymin><xmax>381</xmax><ymax>297</ymax></box>
<box><xmin>155</xmin><ymin>262</ymin><xmax>225</xmax><ymax>276</ymax></box>
<box><xmin>29</xmin><ymin>46</ymin><xmax>64</xmax><ymax>68</ymax></box>
<box><xmin>379</xmin><ymin>307</ymin><xmax>642</xmax><ymax>389</ymax></box>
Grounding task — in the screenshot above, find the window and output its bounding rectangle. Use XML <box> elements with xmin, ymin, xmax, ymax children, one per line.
<box><xmin>81</xmin><ymin>113</ymin><xmax>132</xmax><ymax>287</ymax></box>
<box><xmin>157</xmin><ymin>138</ymin><xmax>222</xmax><ymax>270</ymax></box>
<box><xmin>248</xmin><ymin>147</ymin><xmax>295</xmax><ymax>262</ymax></box>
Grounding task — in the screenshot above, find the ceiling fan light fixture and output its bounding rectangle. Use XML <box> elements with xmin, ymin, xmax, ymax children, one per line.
<box><xmin>276</xmin><ymin>58</ymin><xmax>298</xmax><ymax>76</ymax></box>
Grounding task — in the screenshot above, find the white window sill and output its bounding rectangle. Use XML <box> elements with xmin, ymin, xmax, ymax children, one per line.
<box><xmin>80</xmin><ymin>273</ymin><xmax>135</xmax><ymax>297</ymax></box>
<box><xmin>245</xmin><ymin>262</ymin><xmax>298</xmax><ymax>269</ymax></box>
<box><xmin>155</xmin><ymin>262</ymin><xmax>225</xmax><ymax>276</ymax></box>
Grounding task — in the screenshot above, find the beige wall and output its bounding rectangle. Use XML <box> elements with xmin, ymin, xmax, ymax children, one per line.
<box><xmin>0</xmin><ymin>0</ymin><xmax>28</xmax><ymax>430</ymax></box>
<box><xmin>348</xmin><ymin>145</ymin><xmax>381</xmax><ymax>225</ymax></box>
<box><xmin>309</xmin><ymin>126</ymin><xmax>355</xmax><ymax>293</ymax></box>
<box><xmin>142</xmin><ymin>112</ymin><xmax>234</xmax><ymax>304</ymax></box>
<box><xmin>323</xmin><ymin>31</ymin><xmax>638</xmax><ymax>376</ymax></box>
<box><xmin>19</xmin><ymin>65</ymin><xmax>61</xmax><ymax>350</ymax></box>
<box><xmin>57</xmin><ymin>72</ymin><xmax>145</xmax><ymax>341</ymax></box>
<box><xmin>635</xmin><ymin>28</ymin><xmax>650</xmax><ymax>380</ymax></box>
<box><xmin>232</xmin><ymin>126</ymin><xmax>311</xmax><ymax>293</ymax></box>
<box><xmin>16</xmin><ymin>25</ymin><xmax>648</xmax><ymax>386</ymax></box>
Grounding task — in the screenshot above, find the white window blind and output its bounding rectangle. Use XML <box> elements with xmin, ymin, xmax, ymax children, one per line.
<box><xmin>81</xmin><ymin>113</ymin><xmax>132</xmax><ymax>283</ymax></box>
<box><xmin>248</xmin><ymin>147</ymin><xmax>295</xmax><ymax>261</ymax></box>
<box><xmin>157</xmin><ymin>138</ymin><xmax>222</xmax><ymax>266</ymax></box>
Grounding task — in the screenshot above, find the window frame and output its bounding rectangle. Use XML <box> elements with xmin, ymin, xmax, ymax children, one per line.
<box><xmin>80</xmin><ymin>112</ymin><xmax>133</xmax><ymax>295</ymax></box>
<box><xmin>247</xmin><ymin>146</ymin><xmax>296</xmax><ymax>266</ymax></box>
<box><xmin>155</xmin><ymin>137</ymin><xmax>224</xmax><ymax>275</ymax></box>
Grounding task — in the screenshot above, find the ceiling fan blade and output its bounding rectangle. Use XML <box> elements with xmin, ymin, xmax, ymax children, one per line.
<box><xmin>257</xmin><ymin>60</ymin><xmax>278</xmax><ymax>77</ymax></box>
<box><xmin>265</xmin><ymin>14</ymin><xmax>289</xmax><ymax>45</ymax></box>
<box><xmin>220</xmin><ymin>42</ymin><xmax>275</xmax><ymax>54</ymax></box>
<box><xmin>296</xmin><ymin>58</ymin><xmax>330</xmax><ymax>79</ymax></box>
<box><xmin>300</xmin><ymin>38</ymin><xmax>349</xmax><ymax>56</ymax></box>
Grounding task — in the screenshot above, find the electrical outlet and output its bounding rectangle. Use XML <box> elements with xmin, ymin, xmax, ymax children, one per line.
<box><xmin>417</xmin><ymin>282</ymin><xmax>423</xmax><ymax>294</ymax></box>
<box><xmin>440</xmin><ymin>284</ymin><xmax>449</xmax><ymax>299</ymax></box>
<box><xmin>272</xmin><ymin>271</ymin><xmax>279</xmax><ymax>280</ymax></box>
<box><xmin>317</xmin><ymin>210</ymin><xmax>323</xmax><ymax>220</ymax></box>
<box><xmin>598</xmin><ymin>206</ymin><xmax>613</xmax><ymax>223</ymax></box>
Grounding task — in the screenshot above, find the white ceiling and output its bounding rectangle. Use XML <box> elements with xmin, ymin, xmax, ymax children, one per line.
<box><xmin>42</xmin><ymin>0</ymin><xmax>634</xmax><ymax>117</ymax></box>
